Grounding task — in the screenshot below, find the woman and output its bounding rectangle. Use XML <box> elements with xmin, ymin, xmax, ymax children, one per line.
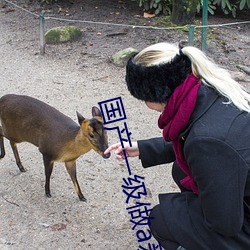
<box><xmin>104</xmin><ymin>42</ymin><xmax>250</xmax><ymax>250</ymax></box>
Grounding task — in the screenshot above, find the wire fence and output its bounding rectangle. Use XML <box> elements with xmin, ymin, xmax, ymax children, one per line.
<box><xmin>3</xmin><ymin>0</ymin><xmax>250</xmax><ymax>55</ymax></box>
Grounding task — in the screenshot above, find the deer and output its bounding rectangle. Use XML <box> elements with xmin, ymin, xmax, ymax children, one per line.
<box><xmin>0</xmin><ymin>94</ymin><xmax>110</xmax><ymax>202</ymax></box>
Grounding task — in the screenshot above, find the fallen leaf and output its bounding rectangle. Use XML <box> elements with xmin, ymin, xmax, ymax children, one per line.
<box><xmin>143</xmin><ymin>12</ymin><xmax>155</xmax><ymax>18</ymax></box>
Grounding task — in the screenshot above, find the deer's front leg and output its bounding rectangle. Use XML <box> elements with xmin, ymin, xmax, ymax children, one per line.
<box><xmin>65</xmin><ymin>160</ymin><xmax>86</xmax><ymax>202</ymax></box>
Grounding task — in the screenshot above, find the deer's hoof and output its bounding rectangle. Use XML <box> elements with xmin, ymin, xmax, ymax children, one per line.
<box><xmin>46</xmin><ymin>193</ymin><xmax>52</xmax><ymax>198</ymax></box>
<box><xmin>79</xmin><ymin>196</ymin><xmax>87</xmax><ymax>202</ymax></box>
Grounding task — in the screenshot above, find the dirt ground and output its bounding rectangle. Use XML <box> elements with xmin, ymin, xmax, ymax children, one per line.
<box><xmin>0</xmin><ymin>0</ymin><xmax>249</xmax><ymax>249</ymax></box>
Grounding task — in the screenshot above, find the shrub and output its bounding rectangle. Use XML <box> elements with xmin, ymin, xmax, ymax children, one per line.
<box><xmin>133</xmin><ymin>0</ymin><xmax>172</xmax><ymax>15</ymax></box>
<box><xmin>135</xmin><ymin>0</ymin><xmax>250</xmax><ymax>17</ymax></box>
<box><xmin>38</xmin><ymin>0</ymin><xmax>58</xmax><ymax>4</ymax></box>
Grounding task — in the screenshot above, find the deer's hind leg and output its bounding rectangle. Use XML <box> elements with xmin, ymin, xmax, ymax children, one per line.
<box><xmin>65</xmin><ymin>161</ymin><xmax>86</xmax><ymax>202</ymax></box>
<box><xmin>0</xmin><ymin>126</ymin><xmax>5</xmax><ymax>159</ymax></box>
<box><xmin>43</xmin><ymin>155</ymin><xmax>54</xmax><ymax>198</ymax></box>
<box><xmin>10</xmin><ymin>141</ymin><xmax>26</xmax><ymax>172</ymax></box>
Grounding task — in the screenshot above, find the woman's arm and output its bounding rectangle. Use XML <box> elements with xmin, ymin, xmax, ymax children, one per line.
<box><xmin>104</xmin><ymin>137</ymin><xmax>175</xmax><ymax>168</ymax></box>
<box><xmin>138</xmin><ymin>137</ymin><xmax>175</xmax><ymax>168</ymax></box>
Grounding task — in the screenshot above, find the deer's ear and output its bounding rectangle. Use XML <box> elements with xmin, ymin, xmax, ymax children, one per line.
<box><xmin>76</xmin><ymin>111</ymin><xmax>85</xmax><ymax>125</ymax></box>
<box><xmin>92</xmin><ymin>106</ymin><xmax>102</xmax><ymax>117</ymax></box>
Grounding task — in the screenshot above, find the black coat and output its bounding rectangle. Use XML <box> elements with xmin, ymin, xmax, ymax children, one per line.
<box><xmin>138</xmin><ymin>84</ymin><xmax>250</xmax><ymax>250</ymax></box>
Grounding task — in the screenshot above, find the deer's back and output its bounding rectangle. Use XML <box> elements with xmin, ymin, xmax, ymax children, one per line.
<box><xmin>0</xmin><ymin>94</ymin><xmax>79</xmax><ymax>147</ymax></box>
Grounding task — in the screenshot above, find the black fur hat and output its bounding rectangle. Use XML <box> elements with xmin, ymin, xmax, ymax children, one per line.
<box><xmin>125</xmin><ymin>52</ymin><xmax>192</xmax><ymax>103</ymax></box>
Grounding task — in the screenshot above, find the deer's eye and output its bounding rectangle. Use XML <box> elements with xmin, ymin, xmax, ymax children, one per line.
<box><xmin>89</xmin><ymin>133</ymin><xmax>94</xmax><ymax>139</ymax></box>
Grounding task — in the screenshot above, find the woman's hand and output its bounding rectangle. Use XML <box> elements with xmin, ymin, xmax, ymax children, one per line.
<box><xmin>104</xmin><ymin>141</ymin><xmax>139</xmax><ymax>160</ymax></box>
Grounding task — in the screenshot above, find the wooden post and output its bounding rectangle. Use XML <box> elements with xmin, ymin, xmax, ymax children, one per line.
<box><xmin>202</xmin><ymin>0</ymin><xmax>208</xmax><ymax>51</ymax></box>
<box><xmin>39</xmin><ymin>11</ymin><xmax>45</xmax><ymax>55</ymax></box>
<box><xmin>188</xmin><ymin>25</ymin><xmax>195</xmax><ymax>46</ymax></box>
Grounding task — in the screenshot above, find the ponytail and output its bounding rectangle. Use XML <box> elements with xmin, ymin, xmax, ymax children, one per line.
<box><xmin>182</xmin><ymin>46</ymin><xmax>250</xmax><ymax>112</ymax></box>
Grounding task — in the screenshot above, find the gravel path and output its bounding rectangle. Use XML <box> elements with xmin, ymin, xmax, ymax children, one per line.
<box><xmin>0</xmin><ymin>4</ymin><xmax>176</xmax><ymax>250</ymax></box>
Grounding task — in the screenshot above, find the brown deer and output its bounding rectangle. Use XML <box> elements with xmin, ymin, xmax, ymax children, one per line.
<box><xmin>0</xmin><ymin>94</ymin><xmax>110</xmax><ymax>201</ymax></box>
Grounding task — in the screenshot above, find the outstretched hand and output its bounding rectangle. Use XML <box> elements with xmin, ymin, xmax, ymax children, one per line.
<box><xmin>104</xmin><ymin>141</ymin><xmax>139</xmax><ymax>160</ymax></box>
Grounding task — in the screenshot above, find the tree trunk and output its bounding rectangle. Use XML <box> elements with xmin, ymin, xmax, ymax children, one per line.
<box><xmin>171</xmin><ymin>0</ymin><xmax>198</xmax><ymax>25</ymax></box>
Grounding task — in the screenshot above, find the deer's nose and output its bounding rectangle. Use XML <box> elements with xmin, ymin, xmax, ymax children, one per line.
<box><xmin>103</xmin><ymin>152</ymin><xmax>111</xmax><ymax>159</ymax></box>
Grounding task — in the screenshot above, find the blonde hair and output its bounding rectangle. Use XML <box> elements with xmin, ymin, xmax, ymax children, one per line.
<box><xmin>134</xmin><ymin>42</ymin><xmax>250</xmax><ymax>113</ymax></box>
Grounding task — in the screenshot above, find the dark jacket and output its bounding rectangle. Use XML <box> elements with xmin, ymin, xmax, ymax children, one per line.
<box><xmin>138</xmin><ymin>84</ymin><xmax>250</xmax><ymax>249</ymax></box>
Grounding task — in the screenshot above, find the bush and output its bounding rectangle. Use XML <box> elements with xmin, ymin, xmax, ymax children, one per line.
<box><xmin>133</xmin><ymin>0</ymin><xmax>172</xmax><ymax>15</ymax></box>
<box><xmin>135</xmin><ymin>0</ymin><xmax>250</xmax><ymax>17</ymax></box>
<box><xmin>38</xmin><ymin>0</ymin><xmax>58</xmax><ymax>4</ymax></box>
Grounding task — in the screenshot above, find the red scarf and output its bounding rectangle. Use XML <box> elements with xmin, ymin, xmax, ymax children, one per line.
<box><xmin>158</xmin><ymin>73</ymin><xmax>201</xmax><ymax>194</ymax></box>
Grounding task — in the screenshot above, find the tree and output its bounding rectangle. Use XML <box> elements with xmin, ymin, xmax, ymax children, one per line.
<box><xmin>171</xmin><ymin>0</ymin><xmax>199</xmax><ymax>24</ymax></box>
